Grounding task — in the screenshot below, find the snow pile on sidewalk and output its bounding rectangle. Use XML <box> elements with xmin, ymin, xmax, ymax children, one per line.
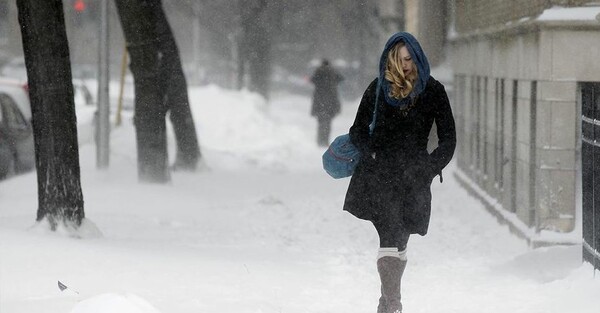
<box><xmin>188</xmin><ymin>85</ymin><xmax>317</xmax><ymax>171</ymax></box>
<box><xmin>70</xmin><ymin>293</ymin><xmax>161</xmax><ymax>313</ymax></box>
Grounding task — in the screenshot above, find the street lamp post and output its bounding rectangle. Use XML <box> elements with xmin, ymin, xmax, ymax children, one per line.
<box><xmin>96</xmin><ymin>0</ymin><xmax>110</xmax><ymax>168</ymax></box>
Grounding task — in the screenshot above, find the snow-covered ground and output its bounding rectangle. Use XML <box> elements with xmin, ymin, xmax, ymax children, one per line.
<box><xmin>1</xmin><ymin>84</ymin><xmax>599</xmax><ymax>313</ymax></box>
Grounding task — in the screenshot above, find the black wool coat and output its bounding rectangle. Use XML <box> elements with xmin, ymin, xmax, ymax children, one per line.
<box><xmin>343</xmin><ymin>77</ymin><xmax>456</xmax><ymax>235</ymax></box>
<box><xmin>310</xmin><ymin>65</ymin><xmax>343</xmax><ymax>120</ymax></box>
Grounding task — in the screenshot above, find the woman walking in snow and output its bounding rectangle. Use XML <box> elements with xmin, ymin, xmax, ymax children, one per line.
<box><xmin>343</xmin><ymin>32</ymin><xmax>456</xmax><ymax>313</ymax></box>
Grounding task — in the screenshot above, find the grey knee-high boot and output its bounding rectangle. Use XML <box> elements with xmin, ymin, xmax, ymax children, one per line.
<box><xmin>377</xmin><ymin>252</ymin><xmax>407</xmax><ymax>313</ymax></box>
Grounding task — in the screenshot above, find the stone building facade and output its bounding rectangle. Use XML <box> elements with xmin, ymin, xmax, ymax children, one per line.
<box><xmin>449</xmin><ymin>0</ymin><xmax>600</xmax><ymax>245</ymax></box>
<box><xmin>400</xmin><ymin>0</ymin><xmax>449</xmax><ymax>67</ymax></box>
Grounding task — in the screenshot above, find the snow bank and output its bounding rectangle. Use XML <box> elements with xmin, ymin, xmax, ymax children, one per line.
<box><xmin>70</xmin><ymin>293</ymin><xmax>161</xmax><ymax>313</ymax></box>
<box><xmin>187</xmin><ymin>85</ymin><xmax>317</xmax><ymax>171</ymax></box>
<box><xmin>537</xmin><ymin>6</ymin><xmax>600</xmax><ymax>22</ymax></box>
<box><xmin>1</xmin><ymin>85</ymin><xmax>599</xmax><ymax>313</ymax></box>
<box><xmin>29</xmin><ymin>218</ymin><xmax>103</xmax><ymax>239</ymax></box>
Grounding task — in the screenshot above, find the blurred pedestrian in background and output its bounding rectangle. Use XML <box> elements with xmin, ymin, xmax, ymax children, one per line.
<box><xmin>310</xmin><ymin>59</ymin><xmax>343</xmax><ymax>146</ymax></box>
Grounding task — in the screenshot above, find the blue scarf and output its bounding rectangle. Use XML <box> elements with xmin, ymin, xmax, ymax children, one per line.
<box><xmin>378</xmin><ymin>32</ymin><xmax>430</xmax><ymax>108</ymax></box>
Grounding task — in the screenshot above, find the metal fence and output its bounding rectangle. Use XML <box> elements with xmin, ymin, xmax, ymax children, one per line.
<box><xmin>582</xmin><ymin>82</ymin><xmax>600</xmax><ymax>271</ymax></box>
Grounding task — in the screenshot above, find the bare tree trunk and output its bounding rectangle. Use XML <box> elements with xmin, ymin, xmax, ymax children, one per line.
<box><xmin>16</xmin><ymin>0</ymin><xmax>84</xmax><ymax>229</ymax></box>
<box><xmin>236</xmin><ymin>40</ymin><xmax>245</xmax><ymax>90</ymax></box>
<box><xmin>155</xmin><ymin>6</ymin><xmax>201</xmax><ymax>170</ymax></box>
<box><xmin>115</xmin><ymin>0</ymin><xmax>169</xmax><ymax>183</ymax></box>
<box><xmin>248</xmin><ymin>30</ymin><xmax>271</xmax><ymax>98</ymax></box>
<box><xmin>240</xmin><ymin>0</ymin><xmax>272</xmax><ymax>98</ymax></box>
<box><xmin>116</xmin><ymin>0</ymin><xmax>201</xmax><ymax>178</ymax></box>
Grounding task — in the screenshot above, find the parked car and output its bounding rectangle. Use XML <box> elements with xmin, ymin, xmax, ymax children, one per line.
<box><xmin>0</xmin><ymin>77</ymin><xmax>31</xmax><ymax>120</ymax></box>
<box><xmin>0</xmin><ymin>60</ymin><xmax>95</xmax><ymax>180</ymax></box>
<box><xmin>1</xmin><ymin>57</ymin><xmax>95</xmax><ymax>107</ymax></box>
<box><xmin>0</xmin><ymin>91</ymin><xmax>34</xmax><ymax>180</ymax></box>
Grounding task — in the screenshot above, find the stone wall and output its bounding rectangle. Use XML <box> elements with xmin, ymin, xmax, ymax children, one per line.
<box><xmin>450</xmin><ymin>16</ymin><xmax>600</xmax><ymax>238</ymax></box>
<box><xmin>455</xmin><ymin>0</ymin><xmax>596</xmax><ymax>33</ymax></box>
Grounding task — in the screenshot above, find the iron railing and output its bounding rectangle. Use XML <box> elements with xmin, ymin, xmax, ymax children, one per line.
<box><xmin>581</xmin><ymin>82</ymin><xmax>600</xmax><ymax>271</ymax></box>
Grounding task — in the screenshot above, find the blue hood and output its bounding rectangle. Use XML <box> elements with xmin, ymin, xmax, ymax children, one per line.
<box><xmin>378</xmin><ymin>32</ymin><xmax>430</xmax><ymax>108</ymax></box>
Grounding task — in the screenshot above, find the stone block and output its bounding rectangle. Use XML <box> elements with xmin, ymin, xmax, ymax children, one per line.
<box><xmin>550</xmin><ymin>101</ymin><xmax>577</xmax><ymax>150</ymax></box>
<box><xmin>536</xmin><ymin>168</ymin><xmax>576</xmax><ymax>232</ymax></box>
<box><xmin>475</xmin><ymin>40</ymin><xmax>494</xmax><ymax>76</ymax></box>
<box><xmin>519</xmin><ymin>33</ymin><xmax>540</xmax><ymax>80</ymax></box>
<box><xmin>517</xmin><ymin>100</ymin><xmax>532</xmax><ymax>144</ymax></box>
<box><xmin>536</xmin><ymin>100</ymin><xmax>552</xmax><ymax>148</ymax></box>
<box><xmin>538</xmin><ymin>32</ymin><xmax>553</xmax><ymax>79</ymax></box>
<box><xmin>503</xmin><ymin>38</ymin><xmax>522</xmax><ymax>79</ymax></box>
<box><xmin>518</xmin><ymin>81</ymin><xmax>532</xmax><ymax>100</ymax></box>
<box><xmin>502</xmin><ymin>163</ymin><xmax>515</xmax><ymax>212</ymax></box>
<box><xmin>537</xmin><ymin>81</ymin><xmax>577</xmax><ymax>102</ymax></box>
<box><xmin>550</xmin><ymin>30</ymin><xmax>600</xmax><ymax>81</ymax></box>
<box><xmin>537</xmin><ymin>148</ymin><xmax>576</xmax><ymax>171</ymax></box>
<box><xmin>517</xmin><ymin>142</ymin><xmax>530</xmax><ymax>163</ymax></box>
<box><xmin>485</xmin><ymin>144</ymin><xmax>497</xmax><ymax>192</ymax></box>
<box><xmin>515</xmin><ymin>160</ymin><xmax>532</xmax><ymax>225</ymax></box>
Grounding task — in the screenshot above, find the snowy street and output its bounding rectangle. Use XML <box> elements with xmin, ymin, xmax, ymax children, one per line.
<box><xmin>0</xmin><ymin>86</ymin><xmax>599</xmax><ymax>313</ymax></box>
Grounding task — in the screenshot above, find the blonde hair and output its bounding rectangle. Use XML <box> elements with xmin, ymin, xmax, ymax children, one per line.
<box><xmin>384</xmin><ymin>43</ymin><xmax>418</xmax><ymax>99</ymax></box>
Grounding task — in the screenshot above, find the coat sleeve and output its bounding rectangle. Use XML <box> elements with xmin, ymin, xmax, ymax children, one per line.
<box><xmin>428</xmin><ymin>81</ymin><xmax>456</xmax><ymax>175</ymax></box>
<box><xmin>337</xmin><ymin>70</ymin><xmax>344</xmax><ymax>83</ymax></box>
<box><xmin>310</xmin><ymin>71</ymin><xmax>318</xmax><ymax>84</ymax></box>
<box><xmin>349</xmin><ymin>79</ymin><xmax>378</xmax><ymax>155</ymax></box>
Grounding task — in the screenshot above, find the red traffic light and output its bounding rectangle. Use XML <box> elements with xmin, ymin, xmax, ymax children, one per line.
<box><xmin>74</xmin><ymin>0</ymin><xmax>86</xmax><ymax>13</ymax></box>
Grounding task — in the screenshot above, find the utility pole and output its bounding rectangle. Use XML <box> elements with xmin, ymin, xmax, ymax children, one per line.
<box><xmin>97</xmin><ymin>0</ymin><xmax>110</xmax><ymax>168</ymax></box>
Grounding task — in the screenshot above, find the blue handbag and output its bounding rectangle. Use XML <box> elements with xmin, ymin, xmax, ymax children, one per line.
<box><xmin>322</xmin><ymin>134</ymin><xmax>361</xmax><ymax>178</ymax></box>
<box><xmin>322</xmin><ymin>81</ymin><xmax>380</xmax><ymax>179</ymax></box>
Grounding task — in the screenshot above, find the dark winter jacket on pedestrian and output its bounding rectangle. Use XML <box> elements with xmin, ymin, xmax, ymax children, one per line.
<box><xmin>343</xmin><ymin>33</ymin><xmax>456</xmax><ymax>236</ymax></box>
<box><xmin>310</xmin><ymin>63</ymin><xmax>343</xmax><ymax>120</ymax></box>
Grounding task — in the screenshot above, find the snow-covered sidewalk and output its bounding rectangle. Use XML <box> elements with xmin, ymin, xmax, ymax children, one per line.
<box><xmin>0</xmin><ymin>86</ymin><xmax>598</xmax><ymax>313</ymax></box>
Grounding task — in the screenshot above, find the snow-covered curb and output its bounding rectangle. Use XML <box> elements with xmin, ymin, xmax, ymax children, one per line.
<box><xmin>453</xmin><ymin>169</ymin><xmax>581</xmax><ymax>248</ymax></box>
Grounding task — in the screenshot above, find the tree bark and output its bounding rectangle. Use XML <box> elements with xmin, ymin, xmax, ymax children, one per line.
<box><xmin>115</xmin><ymin>0</ymin><xmax>169</xmax><ymax>182</ymax></box>
<box><xmin>16</xmin><ymin>0</ymin><xmax>84</xmax><ymax>229</ymax></box>
<box><xmin>155</xmin><ymin>6</ymin><xmax>201</xmax><ymax>170</ymax></box>
<box><xmin>240</xmin><ymin>0</ymin><xmax>272</xmax><ymax>98</ymax></box>
<box><xmin>116</xmin><ymin>0</ymin><xmax>201</xmax><ymax>179</ymax></box>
